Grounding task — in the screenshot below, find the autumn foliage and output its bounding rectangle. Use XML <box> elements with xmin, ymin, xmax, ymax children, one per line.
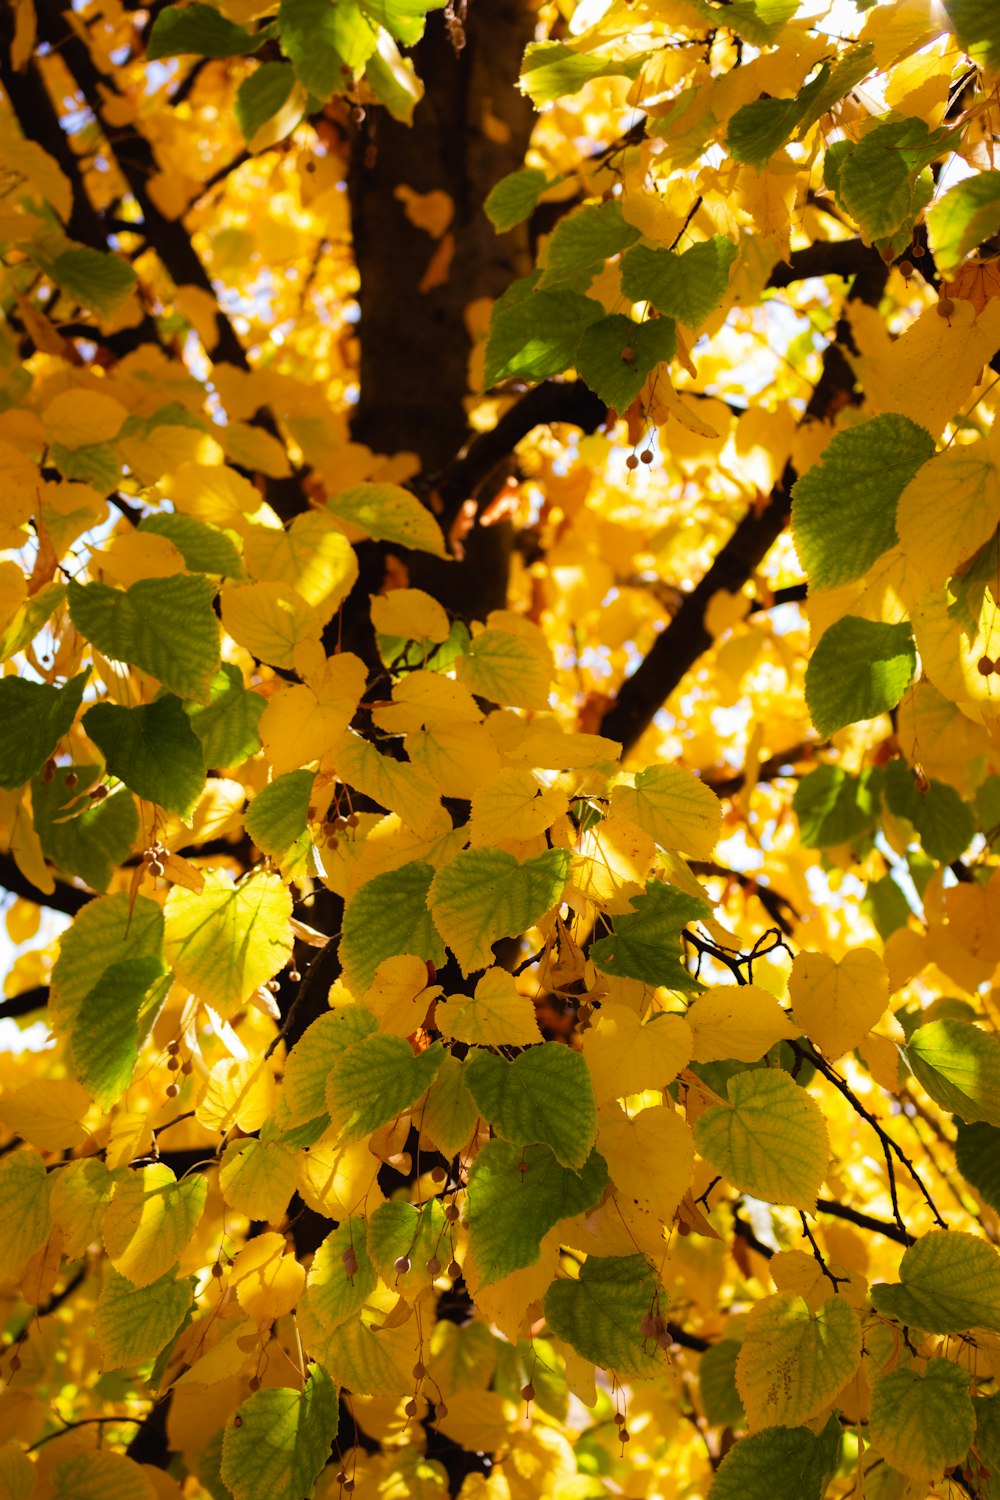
<box><xmin>2</xmin><ymin>0</ymin><xmax>1000</xmax><ymax>1497</ymax></box>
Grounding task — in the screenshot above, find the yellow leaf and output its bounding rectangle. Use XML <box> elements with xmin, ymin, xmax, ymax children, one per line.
<box><xmin>565</xmin><ymin>813</ymin><xmax>657</xmax><ymax>915</ymax></box>
<box><xmin>219</xmin><ymin>1137</ymin><xmax>298</xmax><ymax>1224</ymax></box>
<box><xmin>174</xmin><ymin>284</ymin><xmax>219</xmax><ymax>351</ymax></box>
<box><xmin>297</xmin><ymin>1138</ymin><xmax>384</xmax><ymax>1219</ymax></box>
<box><xmin>0</xmin><ymin>1077</ymin><xmax>92</xmax><ymax>1151</ymax></box>
<box><xmin>464</xmin><ymin>1226</ymin><xmax>562</xmax><ymax>1343</ymax></box>
<box><xmin>736</xmin><ymin>1292</ymin><xmax>862</xmax><ymax>1429</ymax></box>
<box><xmin>611</xmin><ymin>764</ymin><xmax>721</xmax><ymax>860</ymax></box>
<box><xmin>42</xmin><ymin>389</ymin><xmax>128</xmax><ymax>448</ymax></box>
<box><xmin>364</xmin><ymin>955</ymin><xmax>442</xmax><ymax>1036</ymax></box>
<box><xmin>0</xmin><ymin>1147</ymin><xmax>50</xmax><ymax>1283</ymax></box>
<box><xmin>97</xmin><ymin>528</ymin><xmax>188</xmax><ymax>587</ymax></box>
<box><xmin>48</xmin><ymin>1450</ymin><xmax>157</xmax><ymax>1500</ymax></box>
<box><xmin>437</xmin><ymin>967</ymin><xmax>542</xmax><ymax>1047</ymax></box>
<box><xmin>372</xmin><ymin>670</ymin><xmax>483</xmax><ymax>734</ymax></box>
<box><xmin>582</xmin><ymin>1004</ymin><xmax>692</xmax><ymax>1103</ymax></box>
<box><xmin>436</xmin><ymin>1390</ymin><xmax>509</xmax><ymax>1453</ymax></box>
<box><xmin>229</xmin><ymin>1230</ymin><xmax>305</xmax><ymax>1324</ymax></box>
<box><xmin>686</xmin><ymin>983</ymin><xmax>797</xmax><ymax>1063</ymax></box>
<box><xmin>220</xmin><ymin>581</ymin><xmax>322</xmax><ymax>669</ymax></box>
<box><xmin>896</xmin><ymin>438</ymin><xmax>1000</xmax><ymax>586</ymax></box>
<box><xmin>166</xmin><ymin>463</ymin><xmax>264</xmax><ymax>530</ymax></box>
<box><xmin>788</xmin><ymin>948</ymin><xmax>890</xmax><ymax>1060</ymax></box>
<box><xmin>407</xmin><ymin>722</ymin><xmax>504</xmax><ymax>799</ymax></box>
<box><xmin>510</xmin><ymin>725</ymin><xmax>622</xmax><ymax>769</ymax></box>
<box><xmin>195</xmin><ymin>1057</ymin><xmax>277</xmax><ymax>1134</ymax></box>
<box><xmin>334</xmin><ymin>732</ymin><xmax>443</xmax><ymax>838</ymax></box>
<box><xmin>371</xmin><ymin>587</ymin><xmax>451</xmax><ymax>643</ymax></box>
<box><xmin>221</xmin><ymin>419</ymin><xmax>292</xmax><ymax>478</ymax></box>
<box><xmin>164</xmin><ymin>869</ymin><xmax>293</xmax><ymax>1018</ymax></box>
<box><xmin>456</xmin><ymin>618</ymin><xmax>553</xmax><ymax>711</ymax></box>
<box><xmin>103</xmin><ymin>1163</ymin><xmax>207</xmax><ymax>1288</ymax></box>
<box><xmin>596</xmin><ymin>1102</ymin><xmax>694</xmax><ymax>1225</ymax></box>
<box><xmin>259</xmin><ymin>647</ymin><xmax>367</xmax><ymax>776</ymax></box>
<box><xmin>243</xmin><ymin>511</ymin><xmax>358</xmax><ymax>620</ymax></box>
<box><xmin>469</xmin><ymin>768</ymin><xmax>566</xmax><ymax>847</ymax></box>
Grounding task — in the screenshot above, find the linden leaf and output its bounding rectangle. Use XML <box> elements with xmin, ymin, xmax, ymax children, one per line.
<box><xmin>581</xmin><ymin>1004</ymin><xmax>693</xmax><ymax>1103</ymax></box>
<box><xmin>466</xmin><ymin>1140</ymin><xmax>609</xmax><ymax>1286</ymax></box>
<box><xmin>164</xmin><ymin>870</ymin><xmax>293</xmax><ymax>1017</ymax></box>
<box><xmin>219</xmin><ymin>1136</ymin><xmax>299</xmax><ymax>1223</ymax></box>
<box><xmin>895</xmin><ymin>439</ymin><xmax>1000</xmax><ymax>587</ymax></box>
<box><xmin>48</xmin><ymin>1451</ymin><xmax>157</xmax><ymax>1500</ymax></box>
<box><xmin>904</xmin><ymin>1018</ymin><xmax>1000</xmax><ymax>1126</ymax></box>
<box><xmin>466</xmin><ymin>1044</ymin><xmax>597</xmax><ymax>1168</ymax></box>
<box><xmin>596</xmin><ymin>1103</ymin><xmax>694</xmax><ymax>1225</ymax></box>
<box><xmin>735</xmin><ymin>1293</ymin><xmax>862</xmax><ymax>1429</ymax></box>
<box><xmin>83</xmin><ymin>696</ymin><xmax>207</xmax><ymax>818</ymax></box>
<box><xmin>868</xmin><ymin>1359</ymin><xmax>975</xmax><ymax>1482</ymax></box>
<box><xmin>0</xmin><ymin>673</ymin><xmax>87</xmax><ymax>791</ymax></box>
<box><xmin>0</xmin><ymin>1147</ymin><xmax>50</xmax><ymax>1283</ymax></box>
<box><xmin>805</xmin><ymin>617</ymin><xmax>916</xmax><ymax>738</ymax></box>
<box><xmin>94</xmin><ymin>1266</ymin><xmax>192</xmax><ymax>1370</ymax></box>
<box><xmin>340</xmin><ymin>861</ymin><xmax>445</xmax><ymax>993</ymax></box>
<box><xmin>870</xmin><ymin>1229</ymin><xmax>1000</xmax><ymax>1333</ymax></box>
<box><xmin>326</xmin><ymin>1034</ymin><xmax>444</xmax><ymax>1140</ymax></box>
<box><xmin>68</xmin><ymin>575</ymin><xmax>221</xmax><ymax>703</ymax></box>
<box><xmin>429</xmin><ymin>847</ymin><xmax>570</xmax><ymax>977</ymax></box>
<box><xmin>544</xmin><ymin>1255</ymin><xmax>662</xmax><ymax>1379</ymax></box>
<box><xmin>326</xmin><ymin>482</ymin><xmax>446</xmax><ymax>557</ymax></box>
<box><xmin>229</xmin><ymin>1230</ymin><xmax>306</xmax><ymax>1324</ymax></box>
<box><xmin>297</xmin><ymin>1225</ymin><xmax>376</xmax><ymax>1341</ymax></box>
<box><xmin>220</xmin><ymin>1365</ymin><xmax>339</xmax><ymax>1500</ymax></box>
<box><xmin>436</xmin><ymin>966</ymin><xmax>542</xmax><ymax>1048</ymax></box>
<box><xmin>611</xmin><ymin>764</ymin><xmax>722</xmax><ymax>859</ymax></box>
<box><xmin>590</xmin><ymin>879</ymin><xmax>709</xmax><ymax>991</ymax></box>
<box><xmin>686</xmin><ymin>984</ymin><xmax>798</xmax><ymax>1063</ymax></box>
<box><xmin>788</xmin><ymin>948</ymin><xmax>890</xmax><ymax>1060</ymax></box>
<box><xmin>708</xmin><ymin>1419</ymin><xmax>842</xmax><ymax>1500</ymax></box>
<box><xmin>103</xmin><ymin>1163</ymin><xmax>208</xmax><ymax>1288</ymax></box>
<box><xmin>693</xmin><ymin>1069</ymin><xmax>829</xmax><ymax>1211</ymax></box>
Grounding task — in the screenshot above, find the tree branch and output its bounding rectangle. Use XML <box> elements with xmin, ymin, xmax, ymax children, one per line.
<box><xmin>815</xmin><ymin>1197</ymin><xmax>914</xmax><ymax>1247</ymax></box>
<box><xmin>599</xmin><ymin>255</ymin><xmax>889</xmax><ymax>753</ymax></box>
<box><xmin>0</xmin><ymin>854</ymin><xmax>92</xmax><ymax>916</ymax></box>
<box><xmin>0</xmin><ymin>987</ymin><xmax>49</xmax><ymax>1020</ymax></box>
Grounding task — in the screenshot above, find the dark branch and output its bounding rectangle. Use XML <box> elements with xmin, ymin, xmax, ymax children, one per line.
<box><xmin>0</xmin><ymin>987</ymin><xmax>49</xmax><ymax>1020</ymax></box>
<box><xmin>0</xmin><ymin>855</ymin><xmax>92</xmax><ymax>916</ymax></box>
<box><xmin>815</xmin><ymin>1197</ymin><xmax>914</xmax><ymax>1248</ymax></box>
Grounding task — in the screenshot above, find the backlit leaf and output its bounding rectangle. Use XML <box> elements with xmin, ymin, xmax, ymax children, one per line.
<box><xmin>83</xmin><ymin>696</ymin><xmax>206</xmax><ymax>818</ymax></box>
<box><xmin>429</xmin><ymin>847</ymin><xmax>569</xmax><ymax>976</ymax></box>
<box><xmin>805</xmin><ymin>618</ymin><xmax>916</xmax><ymax>738</ymax></box>
<box><xmin>871</xmin><ymin>1229</ymin><xmax>1000</xmax><ymax>1333</ymax></box>
<box><xmin>693</xmin><ymin>1069</ymin><xmax>829</xmax><ymax>1211</ymax></box>
<box><xmin>326</xmin><ymin>1033</ymin><xmax>444</xmax><ymax>1140</ymax></box>
<box><xmin>94</xmin><ymin>1266</ymin><xmax>192</xmax><ymax>1369</ymax></box>
<box><xmin>465</xmin><ymin>1043</ymin><xmax>597</xmax><ymax>1168</ymax></box>
<box><xmin>103</xmin><ymin>1163</ymin><xmax>208</xmax><ymax>1288</ymax></box>
<box><xmin>0</xmin><ymin>673</ymin><xmax>87</xmax><ymax>790</ymax></box>
<box><xmin>164</xmin><ymin>870</ymin><xmax>293</xmax><ymax>1017</ymax></box>
<box><xmin>544</xmin><ymin>1255</ymin><xmax>662</xmax><ymax>1379</ymax></box>
<box><xmin>69</xmin><ymin>575</ymin><xmax>221</xmax><ymax>703</ymax></box>
<box><xmin>868</xmin><ymin>1359</ymin><xmax>975</xmax><ymax>1482</ymax></box>
<box><xmin>220</xmin><ymin>1365</ymin><xmax>338</xmax><ymax>1500</ymax></box>
<box><xmin>590</xmin><ymin>879</ymin><xmax>709</xmax><ymax>991</ymax></box>
<box><xmin>904</xmin><ymin>1018</ymin><xmax>1000</xmax><ymax>1126</ymax></box>
<box><xmin>788</xmin><ymin>948</ymin><xmax>889</xmax><ymax>1060</ymax></box>
<box><xmin>736</xmin><ymin>1293</ymin><xmax>861</xmax><ymax>1429</ymax></box>
<box><xmin>466</xmin><ymin>1141</ymin><xmax>609</xmax><ymax>1285</ymax></box>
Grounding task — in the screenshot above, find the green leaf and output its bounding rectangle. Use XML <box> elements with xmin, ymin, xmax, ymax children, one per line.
<box><xmin>50</xmin><ymin>440</ymin><xmax>121</xmax><ymax>493</ymax></box>
<box><xmin>0</xmin><ymin>673</ymin><xmax>87</xmax><ymax>790</ymax></box>
<box><xmin>736</xmin><ymin>1293</ymin><xmax>862</xmax><ymax>1428</ymax></box>
<box><xmin>359</xmin><ymin>0</ymin><xmax>446</xmax><ymax>45</ymax></box>
<box><xmin>326</xmin><ymin>1033</ymin><xmax>444</xmax><ymax>1140</ymax></box>
<box><xmin>590</xmin><ymin>879</ymin><xmax>709</xmax><ymax>991</ymax></box>
<box><xmin>791</xmin><ymin>414</ymin><xmax>935</xmax><ymax>589</ymax></box>
<box><xmin>836</xmin><ymin>120</ymin><xmax>954</xmax><ymax>243</ymax></box>
<box><xmin>421</xmin><ymin>1052</ymin><xmax>480</xmax><ymax>1158</ymax></box>
<box><xmin>340</xmin><ymin>861</ymin><xmax>445</xmax><ymax>993</ymax></box>
<box><xmin>429</xmin><ymin>847</ymin><xmax>570</xmax><ymax>976</ymax></box>
<box><xmin>32</xmin><ymin>766</ymin><xmax>137</xmax><ymax>892</ymax></box>
<box><xmin>221</xmin><ymin>1365</ymin><xmax>338</xmax><ymax>1500</ymax></box>
<box><xmin>235</xmin><ymin>62</ymin><xmax>298</xmax><ymax>146</ymax></box>
<box><xmin>465</xmin><ymin>1044</ymin><xmax>597</xmax><ymax>1169</ymax></box>
<box><xmin>868</xmin><ymin>1359</ymin><xmax>975</xmax><ymax>1482</ymax></box>
<box><xmin>139</xmin><ymin>512</ymin><xmax>244</xmax><ymax>578</ymax></box>
<box><xmin>621</xmin><ymin>237</ymin><xmax>737</xmax><ymax>327</ymax></box>
<box><xmin>164</xmin><ymin>870</ymin><xmax>293</xmax><ymax>1018</ymax></box>
<box><xmin>944</xmin><ymin>0</ymin><xmax>1000</xmax><ymax>73</ymax></box>
<box><xmin>466</xmin><ymin>1141</ymin><xmax>609</xmax><ymax>1286</ymax></box>
<box><xmin>71</xmin><ymin>956</ymin><xmax>168</xmax><ymax>1110</ymax></box>
<box><xmin>69</xmin><ymin>576</ymin><xmax>220</xmax><ymax>704</ymax></box>
<box><xmin>574</xmin><ymin>314</ymin><xmax>676</xmax><ymax>412</ymax></box>
<box><xmin>245</xmin><ymin>770</ymin><xmax>314</xmax><ymax>877</ymax></box>
<box><xmin>283</xmin><ymin>1006</ymin><xmax>378</xmax><ymax>1124</ymax></box>
<box><xmin>693</xmin><ymin>1068</ymin><xmax>829</xmax><ymax>1211</ymax></box>
<box><xmin>696</xmin><ymin>0</ymin><xmax>798</xmax><ymax>45</ymax></box>
<box><xmin>279</xmin><ymin>0</ymin><xmax>376</xmax><ymax>94</ymax></box>
<box><xmin>805</xmin><ymin>617</ymin><xmax>916</xmax><ymax>739</ymax></box>
<box><xmin>149</xmin><ymin>2</ymin><xmax>267</xmax><ymax>58</ymax></box>
<box><xmin>955</xmin><ymin>1121</ymin><xmax>1000</xmax><ymax>1213</ymax></box>
<box><xmin>94</xmin><ymin>1267</ymin><xmax>192</xmax><ymax>1369</ymax></box>
<box><xmin>367</xmin><ymin>1199</ymin><xmax>447</xmax><ymax>1295</ymax></box>
<box><xmin>49</xmin><ymin>892</ymin><xmax>164</xmax><ymax>1034</ymax></box>
<box><xmin>794</xmin><ymin>765</ymin><xmax>882</xmax><ymax>850</ymax></box>
<box><xmin>83</xmin><ymin>696</ymin><xmax>206</xmax><ymax>818</ymax></box>
<box><xmin>484</xmin><ymin>277</ymin><xmax>604</xmax><ymax>386</ymax></box>
<box><xmin>298</xmin><ymin>1226</ymin><xmax>377</xmax><ymax>1342</ymax></box>
<box><xmin>184</xmin><ymin>664</ymin><xmax>265</xmax><ymax>769</ymax></box>
<box><xmin>519</xmin><ymin>41</ymin><xmax>647</xmax><ymax>105</ymax></box>
<box><xmin>976</xmin><ymin>1391</ymin><xmax>1000</xmax><ymax>1485</ymax></box>
<box><xmin>0</xmin><ymin>1148</ymin><xmax>50</xmax><ymax>1283</ymax></box>
<box><xmin>363</xmin><ymin>42</ymin><xmax>422</xmax><ymax>123</ymax></box>
<box><xmin>0</xmin><ymin>580</ymin><xmax>65</xmax><ymax>662</ymax></box>
<box><xmin>219</xmin><ymin>1136</ymin><xmax>298</xmax><ymax>1222</ymax></box>
<box><xmin>709</xmin><ymin>1418</ymin><xmax>842</xmax><ymax>1500</ymax></box>
<box><xmin>544</xmin><ymin>1254</ymin><xmax>661</xmax><ymax>1378</ymax></box>
<box><xmin>905</xmin><ymin>1018</ymin><xmax>1000</xmax><ymax>1126</ymax></box>
<box><xmin>795</xmin><ymin>42</ymin><xmax>876</xmax><ymax>137</ymax></box>
<box><xmin>726</xmin><ymin>97</ymin><xmax>804</xmax><ymax>169</ymax></box>
<box><xmin>883</xmin><ymin>760</ymin><xmax>975</xmax><ymax>865</ymax></box>
<box><xmin>49</xmin><ymin>247</ymin><xmax>137</xmax><ymax>317</ymax></box>
<box><xmin>485</xmin><ymin>169</ymin><xmax>552</xmax><ymax>233</ymax></box>
<box><xmin>699</xmin><ymin>1340</ymin><xmax>745</xmax><ymax>1428</ymax></box>
<box><xmin>927</xmin><ymin>169</ymin><xmax>1000</xmax><ymax>274</ymax></box>
<box><xmin>326</xmin><ymin>482</ymin><xmax>445</xmax><ymax>556</ymax></box>
<box><xmin>871</xmin><ymin>1229</ymin><xmax>1000</xmax><ymax>1334</ymax></box>
<box><xmin>862</xmin><ymin>873</ymin><xmax>912</xmax><ymax>941</ymax></box>
<box><xmin>537</xmin><ymin>201</ymin><xmax>640</xmax><ymax>290</ymax></box>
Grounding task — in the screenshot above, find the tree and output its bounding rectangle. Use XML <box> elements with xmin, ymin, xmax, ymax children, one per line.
<box><xmin>1</xmin><ymin>0</ymin><xmax>1000</xmax><ymax>1493</ymax></box>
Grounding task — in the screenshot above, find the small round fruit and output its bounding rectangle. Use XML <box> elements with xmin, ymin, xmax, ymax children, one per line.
<box><xmin>614</xmin><ymin>1412</ymin><xmax>626</xmax><ymax>1427</ymax></box>
<box><xmin>167</xmin><ymin>1039</ymin><xmax>180</xmax><ymax>1055</ymax></box>
<box><xmin>447</xmin><ymin>1259</ymin><xmax>462</xmax><ymax>1280</ymax></box>
<box><xmin>249</xmin><ymin>1376</ymin><xmax>261</xmax><ymax>1392</ymax></box>
<box><xmin>393</xmin><ymin>1254</ymin><xmax>411</xmax><ymax>1275</ymax></box>
<box><xmin>166</xmin><ymin>1083</ymin><xmax>179</xmax><ymax>1098</ymax></box>
<box><xmin>404</xmin><ymin>1398</ymin><xmax>418</xmax><ymax>1417</ymax></box>
<box><xmin>435</xmin><ymin>1401</ymin><xmax>448</xmax><ymax>1420</ymax></box>
<box><xmin>431</xmin><ymin>1164</ymin><xmax>447</xmax><ymax>1183</ymax></box>
<box><xmin>978</xmin><ymin>655</ymin><xmax>994</xmax><ymax>676</ymax></box>
<box><xmin>426</xmin><ymin>1256</ymin><xmax>441</xmax><ymax>1276</ymax></box>
<box><xmin>9</xmin><ymin>1354</ymin><xmax>21</xmax><ymax>1373</ymax></box>
<box><xmin>444</xmin><ymin>1203</ymin><xmax>459</xmax><ymax>1223</ymax></box>
<box><xmin>937</xmin><ymin>296</ymin><xmax>955</xmax><ymax>318</ymax></box>
<box><xmin>620</xmin><ymin>1429</ymin><xmax>631</xmax><ymax>1443</ymax></box>
<box><xmin>65</xmin><ymin>771</ymin><xmax>78</xmax><ymax>788</ymax></box>
<box><xmin>625</xmin><ymin>454</ymin><xmax>639</xmax><ymax>471</ymax></box>
<box><xmin>640</xmin><ymin>448</ymin><xmax>654</xmax><ymax>464</ymax></box>
<box><xmin>412</xmin><ymin>1361</ymin><xmax>426</xmax><ymax>1380</ymax></box>
<box><xmin>521</xmin><ymin>1383</ymin><xmax>535</xmax><ymax>1402</ymax></box>
<box><xmin>211</xmin><ymin>1262</ymin><xmax>224</xmax><ymax>1278</ymax></box>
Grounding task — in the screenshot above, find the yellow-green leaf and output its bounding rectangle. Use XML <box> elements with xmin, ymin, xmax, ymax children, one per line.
<box><xmin>94</xmin><ymin>1266</ymin><xmax>192</xmax><ymax>1369</ymax></box>
<box><xmin>103</xmin><ymin>1163</ymin><xmax>208</xmax><ymax>1288</ymax></box>
<box><xmin>868</xmin><ymin>1359</ymin><xmax>975</xmax><ymax>1482</ymax></box>
<box><xmin>611</xmin><ymin>764</ymin><xmax>721</xmax><ymax>859</ymax></box>
<box><xmin>693</xmin><ymin>1069</ymin><xmax>829</xmax><ymax>1211</ymax></box>
<box><xmin>736</xmin><ymin>1293</ymin><xmax>862</xmax><ymax>1429</ymax></box>
<box><xmin>164</xmin><ymin>870</ymin><xmax>293</xmax><ymax>1017</ymax></box>
<box><xmin>220</xmin><ymin>1365</ymin><xmax>339</xmax><ymax>1500</ymax></box>
<box><xmin>429</xmin><ymin>847</ymin><xmax>570</xmax><ymax>977</ymax></box>
<box><xmin>870</xmin><ymin>1229</ymin><xmax>1000</xmax><ymax>1333</ymax></box>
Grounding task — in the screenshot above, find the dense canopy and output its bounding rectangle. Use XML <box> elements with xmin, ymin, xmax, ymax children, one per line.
<box><xmin>1</xmin><ymin>0</ymin><xmax>1000</xmax><ymax>1497</ymax></box>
